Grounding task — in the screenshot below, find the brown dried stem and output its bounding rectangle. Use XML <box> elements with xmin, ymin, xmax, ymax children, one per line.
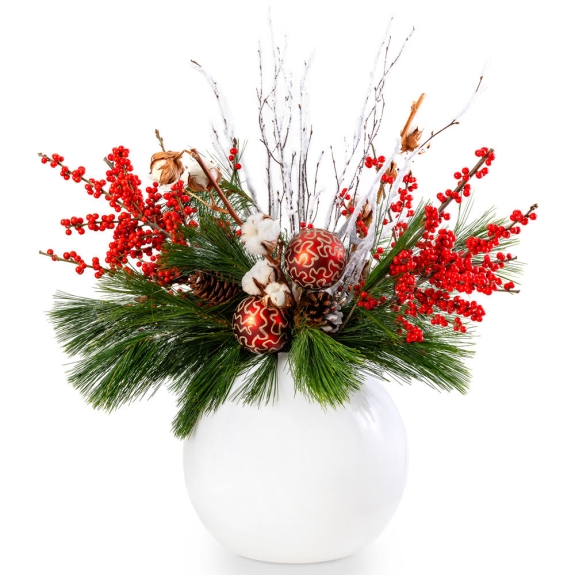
<box><xmin>400</xmin><ymin>93</ymin><xmax>425</xmax><ymax>143</ymax></box>
<box><xmin>155</xmin><ymin>129</ymin><xmax>166</xmax><ymax>152</ymax></box>
<box><xmin>189</xmin><ymin>149</ymin><xmax>244</xmax><ymax>226</ymax></box>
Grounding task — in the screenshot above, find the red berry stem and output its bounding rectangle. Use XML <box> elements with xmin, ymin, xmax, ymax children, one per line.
<box><xmin>39</xmin><ymin>250</ymin><xmax>105</xmax><ymax>273</ymax></box>
<box><xmin>38</xmin><ymin>152</ymin><xmax>169</xmax><ymax>238</ymax></box>
<box><xmin>438</xmin><ymin>148</ymin><xmax>494</xmax><ymax>214</ymax></box>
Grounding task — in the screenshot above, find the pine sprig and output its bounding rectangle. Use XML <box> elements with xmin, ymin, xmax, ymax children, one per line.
<box><xmin>230</xmin><ymin>352</ymin><xmax>279</xmax><ymax>406</ymax></box>
<box><xmin>363</xmin><ymin>202</ymin><xmax>427</xmax><ymax>290</ymax></box>
<box><xmin>50</xmin><ymin>271</ymin><xmax>236</xmax><ymax>414</ymax></box>
<box><xmin>171</xmin><ymin>343</ymin><xmax>252</xmax><ymax>438</ymax></box>
<box><xmin>159</xmin><ymin>206</ymin><xmax>255</xmax><ymax>283</ymax></box>
<box><xmin>289</xmin><ymin>327</ymin><xmax>364</xmax><ymax>406</ymax></box>
<box><xmin>336</xmin><ymin>308</ymin><xmax>473</xmax><ymax>393</ymax></box>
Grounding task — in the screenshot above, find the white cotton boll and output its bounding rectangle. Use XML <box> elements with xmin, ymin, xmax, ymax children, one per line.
<box><xmin>242</xmin><ymin>260</ymin><xmax>277</xmax><ymax>295</ymax></box>
<box><xmin>182</xmin><ymin>153</ymin><xmax>222</xmax><ymax>192</ymax></box>
<box><xmin>262</xmin><ymin>282</ymin><xmax>293</xmax><ymax>309</ymax></box>
<box><xmin>150</xmin><ymin>159</ymin><xmax>165</xmax><ymax>183</ymax></box>
<box><xmin>241</xmin><ymin>213</ymin><xmax>281</xmax><ymax>255</ymax></box>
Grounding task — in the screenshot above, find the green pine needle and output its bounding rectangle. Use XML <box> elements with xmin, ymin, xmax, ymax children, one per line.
<box><xmin>171</xmin><ymin>343</ymin><xmax>252</xmax><ymax>438</ymax></box>
<box><xmin>159</xmin><ymin>206</ymin><xmax>255</xmax><ymax>282</ymax></box>
<box><xmin>289</xmin><ymin>327</ymin><xmax>364</xmax><ymax>406</ymax></box>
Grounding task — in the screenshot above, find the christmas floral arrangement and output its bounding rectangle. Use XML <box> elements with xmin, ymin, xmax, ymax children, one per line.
<box><xmin>40</xmin><ymin>34</ymin><xmax>537</xmax><ymax>438</ymax></box>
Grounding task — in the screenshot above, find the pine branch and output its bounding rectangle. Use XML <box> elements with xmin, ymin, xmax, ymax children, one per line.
<box><xmin>49</xmin><ymin>270</ymin><xmax>236</xmax><ymax>414</ymax></box>
<box><xmin>159</xmin><ymin>207</ymin><xmax>255</xmax><ymax>283</ymax></box>
<box><xmin>172</xmin><ymin>343</ymin><xmax>255</xmax><ymax>438</ymax></box>
<box><xmin>363</xmin><ymin>201</ymin><xmax>427</xmax><ymax>291</ymax></box>
<box><xmin>289</xmin><ymin>327</ymin><xmax>364</xmax><ymax>406</ymax></box>
<box><xmin>230</xmin><ymin>352</ymin><xmax>279</xmax><ymax>406</ymax></box>
<box><xmin>336</xmin><ymin>309</ymin><xmax>472</xmax><ymax>393</ymax></box>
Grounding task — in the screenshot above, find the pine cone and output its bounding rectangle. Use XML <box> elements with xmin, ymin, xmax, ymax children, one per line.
<box><xmin>299</xmin><ymin>291</ymin><xmax>344</xmax><ymax>333</ymax></box>
<box><xmin>188</xmin><ymin>271</ymin><xmax>241</xmax><ymax>304</ymax></box>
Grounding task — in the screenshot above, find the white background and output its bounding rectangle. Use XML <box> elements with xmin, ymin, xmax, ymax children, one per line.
<box><xmin>1</xmin><ymin>1</ymin><xmax>574</xmax><ymax>573</ymax></box>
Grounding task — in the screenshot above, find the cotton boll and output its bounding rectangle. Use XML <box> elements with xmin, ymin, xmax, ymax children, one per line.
<box><xmin>242</xmin><ymin>260</ymin><xmax>277</xmax><ymax>295</ymax></box>
<box><xmin>241</xmin><ymin>213</ymin><xmax>281</xmax><ymax>255</ymax></box>
<box><xmin>150</xmin><ymin>159</ymin><xmax>165</xmax><ymax>182</ymax></box>
<box><xmin>183</xmin><ymin>153</ymin><xmax>222</xmax><ymax>192</ymax></box>
<box><xmin>262</xmin><ymin>282</ymin><xmax>294</xmax><ymax>309</ymax></box>
<box><xmin>149</xmin><ymin>151</ymin><xmax>185</xmax><ymax>185</ymax></box>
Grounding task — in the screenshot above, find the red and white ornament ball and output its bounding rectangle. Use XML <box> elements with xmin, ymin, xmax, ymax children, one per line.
<box><xmin>284</xmin><ymin>229</ymin><xmax>347</xmax><ymax>289</ymax></box>
<box><xmin>232</xmin><ymin>296</ymin><xmax>291</xmax><ymax>354</ymax></box>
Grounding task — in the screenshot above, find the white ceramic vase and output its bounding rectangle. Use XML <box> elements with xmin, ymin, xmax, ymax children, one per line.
<box><xmin>182</xmin><ymin>353</ymin><xmax>408</xmax><ymax>564</ymax></box>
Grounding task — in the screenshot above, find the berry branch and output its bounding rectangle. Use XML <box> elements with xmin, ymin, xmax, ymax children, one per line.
<box><xmin>38</xmin><ymin>152</ymin><xmax>169</xmax><ymax>238</ymax></box>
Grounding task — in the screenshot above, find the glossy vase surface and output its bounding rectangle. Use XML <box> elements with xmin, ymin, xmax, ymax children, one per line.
<box><xmin>183</xmin><ymin>353</ymin><xmax>408</xmax><ymax>564</ymax></box>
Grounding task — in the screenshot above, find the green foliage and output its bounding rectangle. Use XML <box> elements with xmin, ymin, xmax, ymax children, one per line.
<box><xmin>47</xmin><ymin>180</ymin><xmax>530</xmax><ymax>439</ymax></box>
<box><xmin>289</xmin><ymin>327</ymin><xmax>364</xmax><ymax>406</ymax></box>
<box><xmin>50</xmin><ymin>269</ymin><xmax>283</xmax><ymax>438</ymax></box>
<box><xmin>230</xmin><ymin>352</ymin><xmax>278</xmax><ymax>406</ymax></box>
<box><xmin>336</xmin><ymin>307</ymin><xmax>473</xmax><ymax>394</ymax></box>
<box><xmin>363</xmin><ymin>202</ymin><xmax>427</xmax><ymax>290</ymax></box>
<box><xmin>159</xmin><ymin>206</ymin><xmax>255</xmax><ymax>283</ymax></box>
<box><xmin>171</xmin><ymin>343</ymin><xmax>246</xmax><ymax>438</ymax></box>
<box><xmin>50</xmin><ymin>272</ymin><xmax>233</xmax><ymax>412</ymax></box>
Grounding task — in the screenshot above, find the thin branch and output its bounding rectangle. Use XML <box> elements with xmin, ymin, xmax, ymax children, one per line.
<box><xmin>155</xmin><ymin>129</ymin><xmax>166</xmax><ymax>152</ymax></box>
<box><xmin>189</xmin><ymin>149</ymin><xmax>244</xmax><ymax>226</ymax></box>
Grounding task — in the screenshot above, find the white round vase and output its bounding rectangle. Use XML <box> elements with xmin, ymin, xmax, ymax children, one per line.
<box><xmin>182</xmin><ymin>353</ymin><xmax>408</xmax><ymax>564</ymax></box>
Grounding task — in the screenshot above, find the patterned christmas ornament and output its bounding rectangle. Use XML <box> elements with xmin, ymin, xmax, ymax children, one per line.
<box><xmin>232</xmin><ymin>296</ymin><xmax>291</xmax><ymax>354</ymax></box>
<box><xmin>284</xmin><ymin>229</ymin><xmax>347</xmax><ymax>289</ymax></box>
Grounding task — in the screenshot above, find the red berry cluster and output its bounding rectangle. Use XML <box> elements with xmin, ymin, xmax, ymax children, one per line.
<box><xmin>353</xmin><ymin>281</ymin><xmax>386</xmax><ymax>310</ymax></box>
<box><xmin>228</xmin><ymin>146</ymin><xmax>241</xmax><ymax>170</ymax></box>
<box><xmin>43</xmin><ymin>248</ymin><xmax>102</xmax><ymax>276</ymax></box>
<box><xmin>378</xmin><ymin>148</ymin><xmax>536</xmax><ymax>341</ymax></box>
<box><xmin>355</xmin><ymin>219</ymin><xmax>368</xmax><ymax>237</ymax></box>
<box><xmin>39</xmin><ymin>145</ymin><xmax>211</xmax><ymax>283</ymax></box>
<box><xmin>373</xmin><ymin>246</ymin><xmax>385</xmax><ymax>260</ymax></box>
<box><xmin>437</xmin><ymin>148</ymin><xmax>495</xmax><ymax>205</ymax></box>
<box><xmin>396</xmin><ymin>315</ymin><xmax>424</xmax><ymax>342</ymax></box>
<box><xmin>364</xmin><ymin>155</ymin><xmax>397</xmax><ymax>185</ymax></box>
<box><xmin>41</xmin><ymin>153</ymin><xmax>64</xmax><ymax>167</ymax></box>
<box><xmin>390</xmin><ymin>173</ymin><xmax>417</xmax><ymax>217</ymax></box>
<box><xmin>42</xmin><ymin>153</ymin><xmax>88</xmax><ymax>184</ymax></box>
<box><xmin>339</xmin><ymin>187</ymin><xmax>352</xmax><ymax>217</ymax></box>
<box><xmin>365</xmin><ymin>155</ymin><xmax>385</xmax><ymax>170</ymax></box>
<box><xmin>299</xmin><ymin>221</ymin><xmax>315</xmax><ymax>229</ymax></box>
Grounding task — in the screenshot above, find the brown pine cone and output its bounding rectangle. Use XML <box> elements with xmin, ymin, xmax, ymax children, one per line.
<box><xmin>188</xmin><ymin>271</ymin><xmax>241</xmax><ymax>304</ymax></box>
<box><xmin>299</xmin><ymin>291</ymin><xmax>344</xmax><ymax>333</ymax></box>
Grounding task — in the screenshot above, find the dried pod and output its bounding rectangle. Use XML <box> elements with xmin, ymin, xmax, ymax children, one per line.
<box><xmin>150</xmin><ymin>151</ymin><xmax>185</xmax><ymax>185</ymax></box>
<box><xmin>184</xmin><ymin>152</ymin><xmax>222</xmax><ymax>192</ymax></box>
<box><xmin>401</xmin><ymin>127</ymin><xmax>423</xmax><ymax>153</ymax></box>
